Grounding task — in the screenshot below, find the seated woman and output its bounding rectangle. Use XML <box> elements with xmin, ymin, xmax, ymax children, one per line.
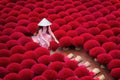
<box><xmin>31</xmin><ymin>18</ymin><xmax>59</xmax><ymax>49</ymax></box>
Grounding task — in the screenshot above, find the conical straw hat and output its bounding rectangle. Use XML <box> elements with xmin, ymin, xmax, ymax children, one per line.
<box><xmin>38</xmin><ymin>18</ymin><xmax>52</xmax><ymax>26</ymax></box>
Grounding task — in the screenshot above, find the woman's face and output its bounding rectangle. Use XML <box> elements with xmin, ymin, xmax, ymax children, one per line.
<box><xmin>43</xmin><ymin>26</ymin><xmax>47</xmax><ymax>33</ymax></box>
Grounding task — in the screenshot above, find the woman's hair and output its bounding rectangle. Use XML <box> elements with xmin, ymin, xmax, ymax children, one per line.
<box><xmin>36</xmin><ymin>26</ymin><xmax>49</xmax><ymax>34</ymax></box>
<box><xmin>33</xmin><ymin>26</ymin><xmax>50</xmax><ymax>36</ymax></box>
<box><xmin>38</xmin><ymin>26</ymin><xmax>43</xmax><ymax>31</ymax></box>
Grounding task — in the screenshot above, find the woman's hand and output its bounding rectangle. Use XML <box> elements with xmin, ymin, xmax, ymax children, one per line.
<box><xmin>46</xmin><ymin>40</ymin><xmax>50</xmax><ymax>47</ymax></box>
<box><xmin>55</xmin><ymin>39</ymin><xmax>59</xmax><ymax>44</ymax></box>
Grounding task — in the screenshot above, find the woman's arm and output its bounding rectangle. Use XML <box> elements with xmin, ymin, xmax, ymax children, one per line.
<box><xmin>48</xmin><ymin>26</ymin><xmax>59</xmax><ymax>44</ymax></box>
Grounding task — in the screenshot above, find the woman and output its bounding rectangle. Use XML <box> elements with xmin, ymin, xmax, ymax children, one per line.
<box><xmin>31</xmin><ymin>18</ymin><xmax>59</xmax><ymax>49</ymax></box>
